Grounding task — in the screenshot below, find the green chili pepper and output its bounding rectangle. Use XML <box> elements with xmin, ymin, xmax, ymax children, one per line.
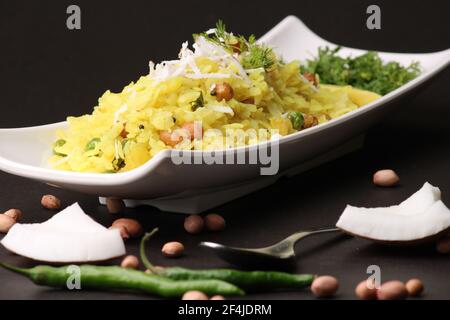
<box><xmin>53</xmin><ymin>139</ymin><xmax>67</xmax><ymax>156</ymax></box>
<box><xmin>0</xmin><ymin>263</ymin><xmax>244</xmax><ymax>298</ymax></box>
<box><xmin>288</xmin><ymin>112</ymin><xmax>304</xmax><ymax>130</ymax></box>
<box><xmin>85</xmin><ymin>138</ymin><xmax>101</xmax><ymax>151</ymax></box>
<box><xmin>141</xmin><ymin>229</ymin><xmax>315</xmax><ymax>291</ymax></box>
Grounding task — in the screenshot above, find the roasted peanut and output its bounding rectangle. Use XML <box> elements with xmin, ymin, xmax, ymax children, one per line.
<box><xmin>204</xmin><ymin>213</ymin><xmax>226</xmax><ymax>232</ymax></box>
<box><xmin>109</xmin><ymin>225</ymin><xmax>130</xmax><ymax>240</ymax></box>
<box><xmin>302</xmin><ymin>114</ymin><xmax>319</xmax><ymax>129</ymax></box>
<box><xmin>159</xmin><ymin>131</ymin><xmax>183</xmax><ymax>147</ymax></box>
<box><xmin>241</xmin><ymin>97</ymin><xmax>255</xmax><ymax>104</ymax></box>
<box><xmin>436</xmin><ymin>236</ymin><xmax>450</xmax><ymax>253</ymax></box>
<box><xmin>41</xmin><ymin>195</ymin><xmax>61</xmax><ymax>210</ymax></box>
<box><xmin>406</xmin><ymin>278</ymin><xmax>424</xmax><ymax>297</ymax></box>
<box><xmin>0</xmin><ymin>214</ymin><xmax>16</xmax><ymax>233</ymax></box>
<box><xmin>120</xmin><ymin>255</ymin><xmax>139</xmax><ymax>269</ymax></box>
<box><xmin>373</xmin><ymin>169</ymin><xmax>400</xmax><ymax>187</ymax></box>
<box><xmin>106</xmin><ymin>198</ymin><xmax>125</xmax><ymax>214</ymax></box>
<box><xmin>355</xmin><ymin>280</ymin><xmax>377</xmax><ymax>300</ymax></box>
<box><xmin>182</xmin><ymin>122</ymin><xmax>203</xmax><ymax>140</ymax></box>
<box><xmin>211</xmin><ymin>82</ymin><xmax>234</xmax><ymax>101</ymax></box>
<box><xmin>162</xmin><ymin>241</ymin><xmax>184</xmax><ymax>258</ymax></box>
<box><xmin>4</xmin><ymin>208</ymin><xmax>22</xmax><ymax>221</ymax></box>
<box><xmin>377</xmin><ymin>281</ymin><xmax>408</xmax><ymax>300</ymax></box>
<box><xmin>182</xmin><ymin>290</ymin><xmax>208</xmax><ymax>300</ymax></box>
<box><xmin>184</xmin><ymin>215</ymin><xmax>204</xmax><ymax>234</ymax></box>
<box><xmin>311</xmin><ymin>276</ymin><xmax>339</xmax><ymax>298</ymax></box>
<box><xmin>303</xmin><ymin>72</ymin><xmax>317</xmax><ymax>85</ymax></box>
<box><xmin>111</xmin><ymin>218</ymin><xmax>143</xmax><ymax>238</ymax></box>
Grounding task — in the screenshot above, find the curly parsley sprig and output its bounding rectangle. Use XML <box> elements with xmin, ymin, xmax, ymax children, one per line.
<box><xmin>301</xmin><ymin>46</ymin><xmax>421</xmax><ymax>95</ymax></box>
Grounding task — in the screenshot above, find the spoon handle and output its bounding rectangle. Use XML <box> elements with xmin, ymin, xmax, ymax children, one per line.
<box><xmin>284</xmin><ymin>227</ymin><xmax>341</xmax><ymax>244</ymax></box>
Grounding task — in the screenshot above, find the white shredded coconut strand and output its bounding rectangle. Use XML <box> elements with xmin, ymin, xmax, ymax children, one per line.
<box><xmin>300</xmin><ymin>74</ymin><xmax>319</xmax><ymax>93</ymax></box>
<box><xmin>207</xmin><ymin>105</ymin><xmax>235</xmax><ymax>115</ymax></box>
<box><xmin>114</xmin><ymin>104</ymin><xmax>128</xmax><ymax>123</ymax></box>
<box><xmin>114</xmin><ymin>139</ymin><xmax>120</xmax><ymax>160</ymax></box>
<box><xmin>54</xmin><ymin>154</ymin><xmax>72</xmax><ymax>167</ymax></box>
<box><xmin>245</xmin><ymin>67</ymin><xmax>265</xmax><ymax>73</ymax></box>
<box><xmin>185</xmin><ymin>73</ymin><xmax>231</xmax><ymax>79</ymax></box>
<box><xmin>148</xmin><ymin>36</ymin><xmax>251</xmax><ymax>84</ymax></box>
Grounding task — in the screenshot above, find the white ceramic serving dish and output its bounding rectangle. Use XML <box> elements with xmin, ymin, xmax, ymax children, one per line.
<box><xmin>0</xmin><ymin>16</ymin><xmax>449</xmax><ymax>213</ymax></box>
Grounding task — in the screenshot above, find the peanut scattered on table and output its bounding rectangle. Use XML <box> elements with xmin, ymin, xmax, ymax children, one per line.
<box><xmin>109</xmin><ymin>225</ymin><xmax>130</xmax><ymax>240</ymax></box>
<box><xmin>204</xmin><ymin>213</ymin><xmax>226</xmax><ymax>232</ymax></box>
<box><xmin>111</xmin><ymin>218</ymin><xmax>143</xmax><ymax>238</ymax></box>
<box><xmin>373</xmin><ymin>169</ymin><xmax>400</xmax><ymax>187</ymax></box>
<box><xmin>184</xmin><ymin>215</ymin><xmax>204</xmax><ymax>234</ymax></box>
<box><xmin>182</xmin><ymin>290</ymin><xmax>209</xmax><ymax>300</ymax></box>
<box><xmin>377</xmin><ymin>280</ymin><xmax>408</xmax><ymax>300</ymax></box>
<box><xmin>311</xmin><ymin>276</ymin><xmax>339</xmax><ymax>298</ymax></box>
<box><xmin>120</xmin><ymin>255</ymin><xmax>140</xmax><ymax>269</ymax></box>
<box><xmin>436</xmin><ymin>236</ymin><xmax>450</xmax><ymax>254</ymax></box>
<box><xmin>4</xmin><ymin>209</ymin><xmax>22</xmax><ymax>221</ymax></box>
<box><xmin>106</xmin><ymin>198</ymin><xmax>125</xmax><ymax>214</ymax></box>
<box><xmin>0</xmin><ymin>214</ymin><xmax>15</xmax><ymax>233</ymax></box>
<box><xmin>41</xmin><ymin>195</ymin><xmax>61</xmax><ymax>210</ymax></box>
<box><xmin>162</xmin><ymin>241</ymin><xmax>185</xmax><ymax>258</ymax></box>
<box><xmin>355</xmin><ymin>280</ymin><xmax>377</xmax><ymax>300</ymax></box>
<box><xmin>406</xmin><ymin>278</ymin><xmax>424</xmax><ymax>297</ymax></box>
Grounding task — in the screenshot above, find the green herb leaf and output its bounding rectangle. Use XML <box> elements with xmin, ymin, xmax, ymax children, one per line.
<box><xmin>194</xmin><ymin>20</ymin><xmax>279</xmax><ymax>72</ymax></box>
<box><xmin>85</xmin><ymin>138</ymin><xmax>101</xmax><ymax>151</ymax></box>
<box><xmin>193</xmin><ymin>20</ymin><xmax>234</xmax><ymax>51</ymax></box>
<box><xmin>191</xmin><ymin>92</ymin><xmax>204</xmax><ymax>111</ymax></box>
<box><xmin>241</xmin><ymin>45</ymin><xmax>276</xmax><ymax>71</ymax></box>
<box><xmin>301</xmin><ymin>46</ymin><xmax>420</xmax><ymax>95</ymax></box>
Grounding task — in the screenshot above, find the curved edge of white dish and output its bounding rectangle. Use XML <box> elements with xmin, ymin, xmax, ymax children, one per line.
<box><xmin>0</xmin><ymin>15</ymin><xmax>448</xmax><ymax>187</ymax></box>
<box><xmin>260</xmin><ymin>15</ymin><xmax>450</xmax><ymax>65</ymax></box>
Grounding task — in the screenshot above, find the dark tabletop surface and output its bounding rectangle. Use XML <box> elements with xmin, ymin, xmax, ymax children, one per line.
<box><xmin>0</xmin><ymin>0</ymin><xmax>449</xmax><ymax>300</ymax></box>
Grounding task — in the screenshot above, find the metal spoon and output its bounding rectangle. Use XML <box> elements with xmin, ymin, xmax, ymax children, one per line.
<box><xmin>199</xmin><ymin>227</ymin><xmax>341</xmax><ymax>269</ymax></box>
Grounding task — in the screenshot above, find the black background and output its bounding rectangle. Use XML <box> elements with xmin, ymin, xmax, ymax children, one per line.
<box><xmin>0</xmin><ymin>0</ymin><xmax>449</xmax><ymax>300</ymax></box>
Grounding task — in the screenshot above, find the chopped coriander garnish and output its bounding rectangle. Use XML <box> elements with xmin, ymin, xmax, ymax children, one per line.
<box><xmin>302</xmin><ymin>46</ymin><xmax>421</xmax><ymax>95</ymax></box>
<box><xmin>191</xmin><ymin>92</ymin><xmax>204</xmax><ymax>111</ymax></box>
<box><xmin>194</xmin><ymin>20</ymin><xmax>244</xmax><ymax>52</ymax></box>
<box><xmin>194</xmin><ymin>20</ymin><xmax>278</xmax><ymax>71</ymax></box>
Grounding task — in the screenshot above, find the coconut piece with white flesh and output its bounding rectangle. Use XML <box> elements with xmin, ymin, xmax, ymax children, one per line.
<box><xmin>336</xmin><ymin>182</ymin><xmax>450</xmax><ymax>243</ymax></box>
<box><xmin>1</xmin><ymin>203</ymin><xmax>126</xmax><ymax>263</ymax></box>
